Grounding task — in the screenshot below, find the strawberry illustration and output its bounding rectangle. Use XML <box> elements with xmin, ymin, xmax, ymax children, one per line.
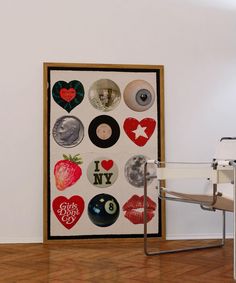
<box><xmin>54</xmin><ymin>154</ymin><xmax>83</xmax><ymax>190</ymax></box>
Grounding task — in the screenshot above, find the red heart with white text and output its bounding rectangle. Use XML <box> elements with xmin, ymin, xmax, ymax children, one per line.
<box><xmin>53</xmin><ymin>195</ymin><xmax>84</xmax><ymax>229</ymax></box>
<box><xmin>123</xmin><ymin>117</ymin><xmax>156</xmax><ymax>146</ymax></box>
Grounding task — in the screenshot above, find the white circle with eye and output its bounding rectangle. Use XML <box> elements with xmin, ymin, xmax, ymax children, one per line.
<box><xmin>123</xmin><ymin>80</ymin><xmax>155</xmax><ymax>112</ymax></box>
<box><xmin>105</xmin><ymin>200</ymin><xmax>117</xmax><ymax>215</ymax></box>
<box><xmin>96</xmin><ymin>123</ymin><xmax>112</xmax><ymax>140</ymax></box>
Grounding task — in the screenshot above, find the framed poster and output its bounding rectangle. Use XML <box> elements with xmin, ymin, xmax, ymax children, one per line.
<box><xmin>43</xmin><ymin>63</ymin><xmax>165</xmax><ymax>242</ymax></box>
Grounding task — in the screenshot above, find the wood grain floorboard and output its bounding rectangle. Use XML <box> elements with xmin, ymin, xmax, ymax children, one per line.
<box><xmin>0</xmin><ymin>239</ymin><xmax>234</xmax><ymax>282</ymax></box>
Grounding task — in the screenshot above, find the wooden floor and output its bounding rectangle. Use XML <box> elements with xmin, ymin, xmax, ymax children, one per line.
<box><xmin>0</xmin><ymin>238</ymin><xmax>235</xmax><ymax>282</ymax></box>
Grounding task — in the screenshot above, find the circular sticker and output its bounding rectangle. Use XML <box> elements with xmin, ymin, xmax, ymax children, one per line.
<box><xmin>122</xmin><ymin>194</ymin><xmax>157</xmax><ymax>224</ymax></box>
<box><xmin>124</xmin><ymin>155</ymin><xmax>156</xmax><ymax>187</ymax></box>
<box><xmin>88</xmin><ymin>115</ymin><xmax>120</xmax><ymax>148</ymax></box>
<box><xmin>87</xmin><ymin>157</ymin><xmax>118</xmax><ymax>188</ymax></box>
<box><xmin>88</xmin><ymin>79</ymin><xmax>121</xmax><ymax>112</ymax></box>
<box><xmin>123</xmin><ymin>80</ymin><xmax>155</xmax><ymax>112</ymax></box>
<box><xmin>52</xmin><ymin>80</ymin><xmax>85</xmax><ymax>113</ymax></box>
<box><xmin>88</xmin><ymin>193</ymin><xmax>120</xmax><ymax>227</ymax></box>
<box><xmin>52</xmin><ymin>116</ymin><xmax>84</xmax><ymax>148</ymax></box>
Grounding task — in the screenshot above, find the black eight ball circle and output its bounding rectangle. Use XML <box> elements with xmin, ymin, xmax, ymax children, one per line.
<box><xmin>88</xmin><ymin>193</ymin><xmax>120</xmax><ymax>227</ymax></box>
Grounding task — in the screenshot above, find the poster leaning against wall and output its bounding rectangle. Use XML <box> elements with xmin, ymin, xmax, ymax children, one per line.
<box><xmin>43</xmin><ymin>63</ymin><xmax>165</xmax><ymax>242</ymax></box>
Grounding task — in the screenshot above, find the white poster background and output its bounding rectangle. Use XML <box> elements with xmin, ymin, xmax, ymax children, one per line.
<box><xmin>49</xmin><ymin>69</ymin><xmax>160</xmax><ymax>237</ymax></box>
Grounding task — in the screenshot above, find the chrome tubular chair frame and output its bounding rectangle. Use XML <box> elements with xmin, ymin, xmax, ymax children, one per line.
<box><xmin>143</xmin><ymin>160</ymin><xmax>229</xmax><ymax>256</ymax></box>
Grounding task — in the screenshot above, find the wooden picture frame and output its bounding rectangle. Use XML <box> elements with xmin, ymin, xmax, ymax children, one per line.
<box><xmin>43</xmin><ymin>63</ymin><xmax>165</xmax><ymax>242</ymax></box>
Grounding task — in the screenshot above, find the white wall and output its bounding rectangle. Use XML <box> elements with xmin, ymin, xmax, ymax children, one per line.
<box><xmin>0</xmin><ymin>0</ymin><xmax>235</xmax><ymax>242</ymax></box>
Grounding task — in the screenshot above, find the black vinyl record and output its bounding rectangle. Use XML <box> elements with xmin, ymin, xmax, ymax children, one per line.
<box><xmin>88</xmin><ymin>115</ymin><xmax>120</xmax><ymax>148</ymax></box>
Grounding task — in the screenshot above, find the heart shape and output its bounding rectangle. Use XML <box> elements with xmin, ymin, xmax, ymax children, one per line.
<box><xmin>101</xmin><ymin>160</ymin><xmax>113</xmax><ymax>171</ymax></box>
<box><xmin>123</xmin><ymin>117</ymin><xmax>156</xmax><ymax>146</ymax></box>
<box><xmin>52</xmin><ymin>195</ymin><xmax>84</xmax><ymax>229</ymax></box>
<box><xmin>52</xmin><ymin>80</ymin><xmax>84</xmax><ymax>113</ymax></box>
<box><xmin>60</xmin><ymin>88</ymin><xmax>76</xmax><ymax>102</ymax></box>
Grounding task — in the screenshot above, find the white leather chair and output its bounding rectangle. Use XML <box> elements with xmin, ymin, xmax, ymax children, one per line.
<box><xmin>144</xmin><ymin>137</ymin><xmax>236</xmax><ymax>255</ymax></box>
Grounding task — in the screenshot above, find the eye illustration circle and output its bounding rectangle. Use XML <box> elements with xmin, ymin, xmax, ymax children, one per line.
<box><xmin>123</xmin><ymin>80</ymin><xmax>155</xmax><ymax>112</ymax></box>
<box><xmin>124</xmin><ymin>155</ymin><xmax>156</xmax><ymax>187</ymax></box>
<box><xmin>88</xmin><ymin>194</ymin><xmax>120</xmax><ymax>227</ymax></box>
<box><xmin>52</xmin><ymin>116</ymin><xmax>84</xmax><ymax>148</ymax></box>
<box><xmin>88</xmin><ymin>115</ymin><xmax>120</xmax><ymax>148</ymax></box>
<box><xmin>89</xmin><ymin>79</ymin><xmax>121</xmax><ymax>112</ymax></box>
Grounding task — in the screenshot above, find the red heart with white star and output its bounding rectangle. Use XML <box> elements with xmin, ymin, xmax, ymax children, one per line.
<box><xmin>52</xmin><ymin>195</ymin><xmax>84</xmax><ymax>229</ymax></box>
<box><xmin>123</xmin><ymin>117</ymin><xmax>156</xmax><ymax>146</ymax></box>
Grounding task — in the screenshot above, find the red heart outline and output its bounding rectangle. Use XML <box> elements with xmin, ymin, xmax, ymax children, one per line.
<box><xmin>52</xmin><ymin>195</ymin><xmax>84</xmax><ymax>229</ymax></box>
<box><xmin>123</xmin><ymin>117</ymin><xmax>156</xmax><ymax>146</ymax></box>
<box><xmin>60</xmin><ymin>88</ymin><xmax>76</xmax><ymax>102</ymax></box>
<box><xmin>101</xmin><ymin>160</ymin><xmax>114</xmax><ymax>171</ymax></box>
